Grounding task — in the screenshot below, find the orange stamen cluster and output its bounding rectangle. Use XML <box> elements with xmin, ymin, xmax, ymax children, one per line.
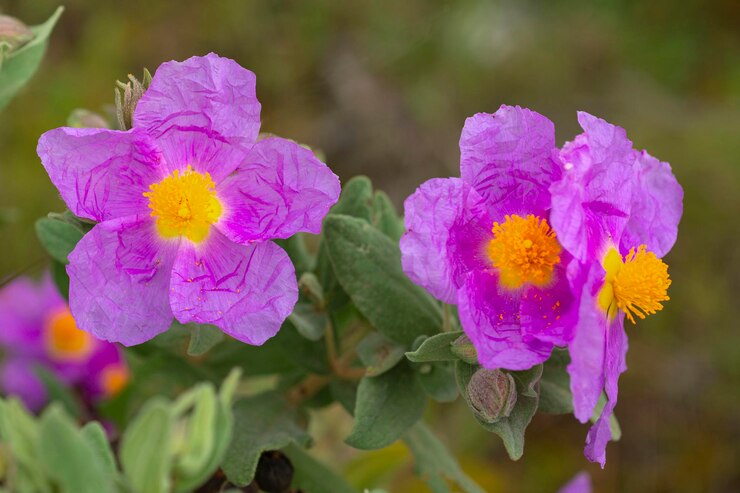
<box><xmin>487</xmin><ymin>214</ymin><xmax>561</xmax><ymax>289</ymax></box>
<box><xmin>597</xmin><ymin>245</ymin><xmax>671</xmax><ymax>323</ymax></box>
<box><xmin>44</xmin><ymin>308</ymin><xmax>94</xmax><ymax>362</ymax></box>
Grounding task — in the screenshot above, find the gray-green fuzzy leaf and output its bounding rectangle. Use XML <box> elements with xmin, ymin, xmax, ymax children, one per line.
<box><xmin>405</xmin><ymin>331</ymin><xmax>462</xmax><ymax>363</ymax></box>
<box><xmin>357</xmin><ymin>332</ymin><xmax>406</xmax><ymax>377</ymax></box>
<box><xmin>346</xmin><ymin>363</ymin><xmax>426</xmax><ymax>450</ymax></box>
<box><xmin>186</xmin><ymin>324</ymin><xmax>224</xmax><ymax>356</ymax></box>
<box><xmin>120</xmin><ymin>398</ymin><xmax>175</xmax><ymax>493</ymax></box>
<box><xmin>324</xmin><ymin>214</ymin><xmax>442</xmax><ymax>346</ymax></box>
<box><xmin>222</xmin><ymin>392</ymin><xmax>310</xmax><ymax>486</ymax></box>
<box><xmin>35</xmin><ymin>217</ymin><xmax>84</xmax><ymax>264</ymax></box>
<box><xmin>38</xmin><ymin>406</ymin><xmax>115</xmax><ymax>493</ymax></box>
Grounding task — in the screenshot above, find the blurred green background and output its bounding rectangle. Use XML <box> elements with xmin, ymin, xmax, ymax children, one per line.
<box><xmin>1</xmin><ymin>1</ymin><xmax>739</xmax><ymax>491</ymax></box>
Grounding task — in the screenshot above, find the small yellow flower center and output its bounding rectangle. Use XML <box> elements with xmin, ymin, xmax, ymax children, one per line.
<box><xmin>487</xmin><ymin>214</ymin><xmax>562</xmax><ymax>289</ymax></box>
<box><xmin>44</xmin><ymin>308</ymin><xmax>94</xmax><ymax>362</ymax></box>
<box><xmin>100</xmin><ymin>365</ymin><xmax>129</xmax><ymax>398</ymax></box>
<box><xmin>144</xmin><ymin>165</ymin><xmax>223</xmax><ymax>243</ymax></box>
<box><xmin>597</xmin><ymin>245</ymin><xmax>671</xmax><ymax>323</ymax></box>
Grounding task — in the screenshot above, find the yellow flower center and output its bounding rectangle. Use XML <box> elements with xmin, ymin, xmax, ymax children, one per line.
<box><xmin>597</xmin><ymin>245</ymin><xmax>671</xmax><ymax>323</ymax></box>
<box><xmin>144</xmin><ymin>165</ymin><xmax>223</xmax><ymax>243</ymax></box>
<box><xmin>487</xmin><ymin>214</ymin><xmax>562</xmax><ymax>289</ymax></box>
<box><xmin>100</xmin><ymin>365</ymin><xmax>129</xmax><ymax>398</ymax></box>
<box><xmin>44</xmin><ymin>308</ymin><xmax>94</xmax><ymax>362</ymax></box>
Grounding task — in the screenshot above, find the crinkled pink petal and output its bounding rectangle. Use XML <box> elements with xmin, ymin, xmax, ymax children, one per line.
<box><xmin>567</xmin><ymin>263</ymin><xmax>608</xmax><ymax>423</ymax></box>
<box><xmin>216</xmin><ymin>137</ymin><xmax>340</xmax><ymax>243</ymax></box>
<box><xmin>585</xmin><ymin>314</ymin><xmax>628</xmax><ymax>467</ymax></box>
<box><xmin>37</xmin><ymin>127</ymin><xmax>163</xmax><ymax>222</ymax></box>
<box><xmin>558</xmin><ymin>472</ymin><xmax>592</xmax><ymax>493</ymax></box>
<box><xmin>170</xmin><ymin>233</ymin><xmax>297</xmax><ymax>346</ymax></box>
<box><xmin>134</xmin><ymin>53</ymin><xmax>261</xmax><ymax>182</ymax></box>
<box><xmin>459</xmin><ymin>105</ymin><xmax>560</xmax><ymax>217</ymax></box>
<box><xmin>400</xmin><ymin>178</ymin><xmax>490</xmax><ymax>304</ymax></box>
<box><xmin>67</xmin><ymin>217</ymin><xmax>177</xmax><ymax>346</ymax></box>
<box><xmin>458</xmin><ymin>269</ymin><xmax>553</xmax><ymax>370</ymax></box>
<box><xmin>0</xmin><ymin>357</ymin><xmax>47</xmax><ymax>412</ymax></box>
<box><xmin>620</xmin><ymin>150</ymin><xmax>683</xmax><ymax>258</ymax></box>
<box><xmin>519</xmin><ymin>253</ymin><xmax>580</xmax><ymax>347</ymax></box>
<box><xmin>550</xmin><ymin>112</ymin><xmax>636</xmax><ymax>262</ymax></box>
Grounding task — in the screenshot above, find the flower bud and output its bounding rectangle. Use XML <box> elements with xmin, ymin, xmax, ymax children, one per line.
<box><xmin>67</xmin><ymin>109</ymin><xmax>110</xmax><ymax>129</ymax></box>
<box><xmin>467</xmin><ymin>368</ymin><xmax>517</xmax><ymax>423</ymax></box>
<box><xmin>114</xmin><ymin>69</ymin><xmax>152</xmax><ymax>130</ymax></box>
<box><xmin>451</xmin><ymin>334</ymin><xmax>478</xmax><ymax>364</ymax></box>
<box><xmin>0</xmin><ymin>16</ymin><xmax>33</xmax><ymax>53</ymax></box>
<box><xmin>255</xmin><ymin>450</ymin><xmax>294</xmax><ymax>493</ymax></box>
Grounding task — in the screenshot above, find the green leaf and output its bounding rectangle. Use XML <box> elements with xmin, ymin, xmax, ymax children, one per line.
<box><xmin>35</xmin><ymin>217</ymin><xmax>84</xmax><ymax>264</ymax></box>
<box><xmin>38</xmin><ymin>405</ymin><xmax>116</xmax><ymax>493</ymax></box>
<box><xmin>331</xmin><ymin>176</ymin><xmax>374</xmax><ymax>221</ymax></box>
<box><xmin>0</xmin><ymin>7</ymin><xmax>63</xmax><ymax>110</ymax></box>
<box><xmin>414</xmin><ymin>362</ymin><xmax>458</xmax><ymax>403</ymax></box>
<box><xmin>172</xmin><ymin>385</ymin><xmax>218</xmax><ymax>477</ymax></box>
<box><xmin>297</xmin><ymin>272</ymin><xmax>325</xmax><ymax>308</ymax></box>
<box><xmin>324</xmin><ymin>215</ymin><xmax>443</xmax><ymax>346</ymax></box>
<box><xmin>329</xmin><ymin>379</ymin><xmax>358</xmax><ymax>415</ymax></box>
<box><xmin>283</xmin><ymin>443</ymin><xmax>359</xmax><ymax>493</ymax></box>
<box><xmin>346</xmin><ymin>363</ymin><xmax>426</xmax><ymax>450</ymax></box>
<box><xmin>200</xmin><ymin>336</ymin><xmax>298</xmax><ymax>378</ymax></box>
<box><xmin>274</xmin><ymin>320</ymin><xmax>330</xmax><ymax>374</ymax></box>
<box><xmin>357</xmin><ymin>332</ymin><xmax>406</xmax><ymax>377</ymax></box>
<box><xmin>403</xmin><ymin>422</ymin><xmax>485</xmax><ymax>493</ymax></box>
<box><xmin>0</xmin><ymin>399</ymin><xmax>55</xmax><ymax>493</ymax></box>
<box><xmin>173</xmin><ymin>371</ymin><xmax>240</xmax><ymax>492</ymax></box>
<box><xmin>222</xmin><ymin>392</ymin><xmax>311</xmax><ymax>486</ymax></box>
<box><xmin>80</xmin><ymin>422</ymin><xmax>117</xmax><ymax>476</ymax></box>
<box><xmin>120</xmin><ymin>398</ymin><xmax>175</xmax><ymax>493</ymax></box>
<box><xmin>187</xmin><ymin>324</ymin><xmax>224</xmax><ymax>356</ymax></box>
<box><xmin>316</xmin><ymin>176</ymin><xmax>374</xmax><ymax>310</ymax></box>
<box><xmin>288</xmin><ymin>301</ymin><xmax>326</xmax><ymax>341</ymax></box>
<box><xmin>455</xmin><ymin>361</ymin><xmax>542</xmax><ymax>460</ymax></box>
<box><xmin>405</xmin><ymin>332</ymin><xmax>461</xmax><ymax>363</ymax></box>
<box><xmin>538</xmin><ymin>348</ymin><xmax>573</xmax><ymax>415</ymax></box>
<box><xmin>51</xmin><ymin>260</ymin><xmax>69</xmax><ymax>300</ymax></box>
<box><xmin>371</xmin><ymin>191</ymin><xmax>405</xmax><ymax>241</ymax></box>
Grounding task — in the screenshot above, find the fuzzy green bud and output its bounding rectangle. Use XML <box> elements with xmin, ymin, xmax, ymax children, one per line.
<box><xmin>0</xmin><ymin>16</ymin><xmax>33</xmax><ymax>53</ymax></box>
<box><xmin>114</xmin><ymin>69</ymin><xmax>152</xmax><ymax>130</ymax></box>
<box><xmin>467</xmin><ymin>368</ymin><xmax>517</xmax><ymax>423</ymax></box>
<box><xmin>451</xmin><ymin>334</ymin><xmax>478</xmax><ymax>364</ymax></box>
<box><xmin>67</xmin><ymin>109</ymin><xmax>110</xmax><ymax>129</ymax></box>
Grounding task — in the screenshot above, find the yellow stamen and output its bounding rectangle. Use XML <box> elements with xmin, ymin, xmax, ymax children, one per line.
<box><xmin>100</xmin><ymin>365</ymin><xmax>129</xmax><ymax>398</ymax></box>
<box><xmin>44</xmin><ymin>308</ymin><xmax>94</xmax><ymax>362</ymax></box>
<box><xmin>487</xmin><ymin>214</ymin><xmax>561</xmax><ymax>289</ymax></box>
<box><xmin>597</xmin><ymin>245</ymin><xmax>671</xmax><ymax>323</ymax></box>
<box><xmin>144</xmin><ymin>165</ymin><xmax>223</xmax><ymax>243</ymax></box>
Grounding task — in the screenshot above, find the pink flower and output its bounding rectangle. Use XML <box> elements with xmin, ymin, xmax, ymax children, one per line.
<box><xmin>0</xmin><ymin>275</ymin><xmax>128</xmax><ymax>411</ymax></box>
<box><xmin>38</xmin><ymin>54</ymin><xmax>340</xmax><ymax>346</ymax></box>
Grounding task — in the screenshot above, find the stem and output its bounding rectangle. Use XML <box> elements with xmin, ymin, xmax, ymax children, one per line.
<box><xmin>286</xmin><ymin>374</ymin><xmax>332</xmax><ymax>405</ymax></box>
<box><xmin>442</xmin><ymin>304</ymin><xmax>452</xmax><ymax>332</ymax></box>
<box><xmin>324</xmin><ymin>320</ymin><xmax>367</xmax><ymax>380</ymax></box>
<box><xmin>287</xmin><ymin>312</ymin><xmax>370</xmax><ymax>406</ymax></box>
